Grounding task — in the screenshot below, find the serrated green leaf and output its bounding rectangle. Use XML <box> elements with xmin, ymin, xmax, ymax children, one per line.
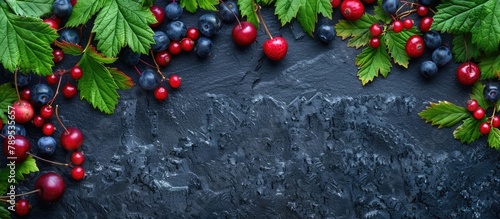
<box><xmin>477</xmin><ymin>51</ymin><xmax>500</xmax><ymax>80</ymax></box>
<box><xmin>54</xmin><ymin>41</ymin><xmax>83</xmax><ymax>56</ymax></box>
<box><xmin>470</xmin><ymin>82</ymin><xmax>490</xmax><ymax>109</ymax></box>
<box><xmin>296</xmin><ymin>0</ymin><xmax>316</xmax><ymax>36</ymax></box>
<box><xmin>317</xmin><ymin>0</ymin><xmax>332</xmax><ymax>18</ymax></box>
<box><xmin>0</xmin><ymin>207</ymin><xmax>9</xmax><ymax>219</ymax></box>
<box><xmin>418</xmin><ymin>101</ymin><xmax>470</xmax><ymax>128</ymax></box>
<box><xmin>373</xmin><ymin>5</ymin><xmax>391</xmax><ymax>24</ymax></box>
<box><xmin>257</xmin><ymin>0</ymin><xmax>276</xmax><ymax>5</ymax></box>
<box><xmin>142</xmin><ymin>0</ymin><xmax>154</xmax><ymax>7</ymax></box>
<box><xmin>0</xmin><ymin>156</ymin><xmax>38</xmax><ymax>195</ymax></box>
<box><xmin>451</xmin><ymin>34</ymin><xmax>481</xmax><ymax>63</ymax></box>
<box><xmin>66</xmin><ymin>0</ymin><xmax>105</xmax><ymax>27</ymax></box>
<box><xmin>471</xmin><ymin>0</ymin><xmax>500</xmax><ymax>53</ymax></box>
<box><xmin>355</xmin><ymin>38</ymin><xmax>392</xmax><ymax>85</ymax></box>
<box><xmin>78</xmin><ymin>48</ymin><xmax>119</xmax><ymax>114</ymax></box>
<box><xmin>86</xmin><ymin>46</ymin><xmax>117</xmax><ymax>64</ymax></box>
<box><xmin>93</xmin><ymin>0</ymin><xmax>155</xmax><ymax>57</ymax></box>
<box><xmin>238</xmin><ymin>0</ymin><xmax>259</xmax><ymax>29</ymax></box>
<box><xmin>198</xmin><ymin>0</ymin><xmax>219</xmax><ymax>11</ymax></box>
<box><xmin>453</xmin><ymin>117</ymin><xmax>482</xmax><ymax>144</ymax></box>
<box><xmin>6</xmin><ymin>0</ymin><xmax>54</xmax><ymax>17</ymax></box>
<box><xmin>108</xmin><ymin>68</ymin><xmax>134</xmax><ymax>90</ymax></box>
<box><xmin>335</xmin><ymin>14</ymin><xmax>378</xmax><ymax>48</ymax></box>
<box><xmin>275</xmin><ymin>0</ymin><xmax>303</xmax><ymax>26</ymax></box>
<box><xmin>0</xmin><ymin>7</ymin><xmax>59</xmax><ymax>75</ymax></box>
<box><xmin>487</xmin><ymin>127</ymin><xmax>500</xmax><ymax>149</ymax></box>
<box><xmin>385</xmin><ymin>28</ymin><xmax>419</xmax><ymax>68</ymax></box>
<box><xmin>0</xmin><ymin>83</ymin><xmax>17</xmax><ymax>124</ymax></box>
<box><xmin>180</xmin><ymin>0</ymin><xmax>198</xmax><ymax>13</ymax></box>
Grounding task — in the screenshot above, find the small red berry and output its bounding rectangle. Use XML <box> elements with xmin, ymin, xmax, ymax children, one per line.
<box><xmin>180</xmin><ymin>38</ymin><xmax>195</xmax><ymax>52</ymax></box>
<box><xmin>419</xmin><ymin>17</ymin><xmax>433</xmax><ymax>32</ymax></box>
<box><xmin>473</xmin><ymin>107</ymin><xmax>485</xmax><ymax>120</ymax></box>
<box><xmin>70</xmin><ymin>66</ymin><xmax>83</xmax><ymax>80</ymax></box>
<box><xmin>456</xmin><ymin>62</ymin><xmax>481</xmax><ymax>86</ymax></box>
<box><xmin>330</xmin><ymin>0</ymin><xmax>341</xmax><ymax>8</ymax></box>
<box><xmin>21</xmin><ymin>88</ymin><xmax>31</xmax><ymax>101</ymax></box>
<box><xmin>149</xmin><ymin>5</ymin><xmax>165</xmax><ymax>27</ymax></box>
<box><xmin>155</xmin><ymin>51</ymin><xmax>172</xmax><ymax>67</ymax></box>
<box><xmin>405</xmin><ymin>35</ymin><xmax>425</xmax><ymax>58</ymax></box>
<box><xmin>32</xmin><ymin>115</ymin><xmax>45</xmax><ymax>128</ymax></box>
<box><xmin>417</xmin><ymin>5</ymin><xmax>429</xmax><ymax>17</ymax></box>
<box><xmin>369</xmin><ymin>37</ymin><xmax>380</xmax><ymax>48</ymax></box>
<box><xmin>52</xmin><ymin>49</ymin><xmax>64</xmax><ymax>63</ymax></box>
<box><xmin>71</xmin><ymin>151</ymin><xmax>85</xmax><ymax>165</ymax></box>
<box><xmin>43</xmin><ymin>18</ymin><xmax>59</xmax><ymax>30</ymax></box>
<box><xmin>369</xmin><ymin>24</ymin><xmax>383</xmax><ymax>37</ymax></box>
<box><xmin>71</xmin><ymin>166</ymin><xmax>85</xmax><ymax>181</ymax></box>
<box><xmin>340</xmin><ymin>0</ymin><xmax>365</xmax><ymax>21</ymax></box>
<box><xmin>168</xmin><ymin>41</ymin><xmax>182</xmax><ymax>55</ymax></box>
<box><xmin>169</xmin><ymin>74</ymin><xmax>181</xmax><ymax>89</ymax></box>
<box><xmin>46</xmin><ymin>74</ymin><xmax>59</xmax><ymax>85</ymax></box>
<box><xmin>154</xmin><ymin>86</ymin><xmax>169</xmax><ymax>101</ymax></box>
<box><xmin>70</xmin><ymin>0</ymin><xmax>77</xmax><ymax>6</ymax></box>
<box><xmin>42</xmin><ymin>123</ymin><xmax>55</xmax><ymax>136</ymax></box>
<box><xmin>62</xmin><ymin>83</ymin><xmax>78</xmax><ymax>99</ymax></box>
<box><xmin>15</xmin><ymin>199</ymin><xmax>30</xmax><ymax>216</ymax></box>
<box><xmin>40</xmin><ymin>105</ymin><xmax>53</xmax><ymax>119</ymax></box>
<box><xmin>466</xmin><ymin>99</ymin><xmax>479</xmax><ymax>112</ymax></box>
<box><xmin>392</xmin><ymin>20</ymin><xmax>404</xmax><ymax>33</ymax></box>
<box><xmin>492</xmin><ymin>116</ymin><xmax>500</xmax><ymax>128</ymax></box>
<box><xmin>186</xmin><ymin>27</ymin><xmax>200</xmax><ymax>41</ymax></box>
<box><xmin>479</xmin><ymin>122</ymin><xmax>491</xmax><ymax>135</ymax></box>
<box><xmin>403</xmin><ymin>19</ymin><xmax>414</xmax><ymax>29</ymax></box>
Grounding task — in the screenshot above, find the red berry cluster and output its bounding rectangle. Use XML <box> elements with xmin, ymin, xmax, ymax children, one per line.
<box><xmin>466</xmin><ymin>99</ymin><xmax>499</xmax><ymax>135</ymax></box>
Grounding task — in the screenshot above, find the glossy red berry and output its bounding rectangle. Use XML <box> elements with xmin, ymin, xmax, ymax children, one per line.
<box><xmin>419</xmin><ymin>17</ymin><xmax>433</xmax><ymax>32</ymax></box>
<box><xmin>169</xmin><ymin>75</ymin><xmax>181</xmax><ymax>89</ymax></box>
<box><xmin>492</xmin><ymin>116</ymin><xmax>500</xmax><ymax>128</ymax></box>
<box><xmin>417</xmin><ymin>5</ymin><xmax>429</xmax><ymax>17</ymax></box>
<box><xmin>369</xmin><ymin>37</ymin><xmax>380</xmax><ymax>48</ymax></box>
<box><xmin>71</xmin><ymin>166</ymin><xmax>85</xmax><ymax>181</ymax></box>
<box><xmin>341</xmin><ymin>0</ymin><xmax>365</xmax><ymax>21</ymax></box>
<box><xmin>62</xmin><ymin>83</ymin><xmax>78</xmax><ymax>99</ymax></box>
<box><xmin>263</xmin><ymin>36</ymin><xmax>288</xmax><ymax>61</ymax></box>
<box><xmin>186</xmin><ymin>27</ymin><xmax>200</xmax><ymax>41</ymax></box>
<box><xmin>155</xmin><ymin>51</ymin><xmax>172</xmax><ymax>67</ymax></box>
<box><xmin>181</xmin><ymin>38</ymin><xmax>195</xmax><ymax>52</ymax></box>
<box><xmin>479</xmin><ymin>122</ymin><xmax>491</xmax><ymax>135</ymax></box>
<box><xmin>473</xmin><ymin>107</ymin><xmax>485</xmax><ymax>120</ymax></box>
<box><xmin>60</xmin><ymin>127</ymin><xmax>84</xmax><ymax>151</ymax></box>
<box><xmin>392</xmin><ymin>20</ymin><xmax>404</xmax><ymax>33</ymax></box>
<box><xmin>466</xmin><ymin>99</ymin><xmax>479</xmax><ymax>112</ymax></box>
<box><xmin>15</xmin><ymin>199</ymin><xmax>30</xmax><ymax>216</ymax></box>
<box><xmin>369</xmin><ymin>24</ymin><xmax>383</xmax><ymax>37</ymax></box>
<box><xmin>405</xmin><ymin>35</ymin><xmax>425</xmax><ymax>58</ymax></box>
<box><xmin>71</xmin><ymin>151</ymin><xmax>85</xmax><ymax>165</ymax></box>
<box><xmin>52</xmin><ymin>49</ymin><xmax>64</xmax><ymax>64</ymax></box>
<box><xmin>32</xmin><ymin>115</ymin><xmax>45</xmax><ymax>128</ymax></box>
<box><xmin>232</xmin><ymin>21</ymin><xmax>258</xmax><ymax>46</ymax></box>
<box><xmin>330</xmin><ymin>0</ymin><xmax>341</xmax><ymax>8</ymax></box>
<box><xmin>70</xmin><ymin>66</ymin><xmax>83</xmax><ymax>80</ymax></box>
<box><xmin>46</xmin><ymin>74</ymin><xmax>59</xmax><ymax>85</ymax></box>
<box><xmin>168</xmin><ymin>41</ymin><xmax>182</xmax><ymax>55</ymax></box>
<box><xmin>154</xmin><ymin>86</ymin><xmax>168</xmax><ymax>101</ymax></box>
<box><xmin>403</xmin><ymin>19</ymin><xmax>414</xmax><ymax>29</ymax></box>
<box><xmin>21</xmin><ymin>88</ymin><xmax>31</xmax><ymax>101</ymax></box>
<box><xmin>456</xmin><ymin>62</ymin><xmax>481</xmax><ymax>86</ymax></box>
<box><xmin>43</xmin><ymin>18</ymin><xmax>59</xmax><ymax>30</ymax></box>
<box><xmin>42</xmin><ymin>123</ymin><xmax>55</xmax><ymax>136</ymax></box>
<box><xmin>149</xmin><ymin>5</ymin><xmax>165</xmax><ymax>27</ymax></box>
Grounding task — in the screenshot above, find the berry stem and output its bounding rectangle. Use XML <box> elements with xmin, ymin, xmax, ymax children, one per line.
<box><xmin>490</xmin><ymin>105</ymin><xmax>497</xmax><ymax>126</ymax></box>
<box><xmin>255</xmin><ymin>4</ymin><xmax>273</xmax><ymax>39</ymax></box>
<box><xmin>0</xmin><ymin>198</ymin><xmax>8</xmax><ymax>203</ymax></box>
<box><xmin>14</xmin><ymin>68</ymin><xmax>20</xmax><ymax>100</ymax></box>
<box><xmin>133</xmin><ymin>65</ymin><xmax>142</xmax><ymax>76</ymax></box>
<box><xmin>219</xmin><ymin>0</ymin><xmax>242</xmax><ymax>28</ymax></box>
<box><xmin>84</xmin><ymin>32</ymin><xmax>94</xmax><ymax>52</ymax></box>
<box><xmin>139</xmin><ymin>59</ymin><xmax>157</xmax><ymax>69</ymax></box>
<box><xmin>27</xmin><ymin>152</ymin><xmax>71</xmax><ymax>167</ymax></box>
<box><xmin>0</xmin><ymin>189</ymin><xmax>40</xmax><ymax>199</ymax></box>
<box><xmin>463</xmin><ymin>35</ymin><xmax>471</xmax><ymax>63</ymax></box>
<box><xmin>47</xmin><ymin>73</ymin><xmax>65</xmax><ymax>106</ymax></box>
<box><xmin>55</xmin><ymin>105</ymin><xmax>69</xmax><ymax>133</ymax></box>
<box><xmin>149</xmin><ymin>49</ymin><xmax>167</xmax><ymax>81</ymax></box>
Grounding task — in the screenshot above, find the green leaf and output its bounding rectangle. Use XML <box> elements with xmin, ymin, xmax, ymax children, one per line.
<box><xmin>198</xmin><ymin>0</ymin><xmax>219</xmax><ymax>11</ymax></box>
<box><xmin>6</xmin><ymin>0</ymin><xmax>54</xmax><ymax>17</ymax></box>
<box><xmin>384</xmin><ymin>28</ymin><xmax>420</xmax><ymax>68</ymax></box>
<box><xmin>373</xmin><ymin>5</ymin><xmax>391</xmax><ymax>24</ymax></box>
<box><xmin>257</xmin><ymin>0</ymin><xmax>276</xmax><ymax>5</ymax></box>
<box><xmin>418</xmin><ymin>101</ymin><xmax>470</xmax><ymax>128</ymax></box>
<box><xmin>453</xmin><ymin>117</ymin><xmax>482</xmax><ymax>144</ymax></box>
<box><xmin>0</xmin><ymin>156</ymin><xmax>38</xmax><ymax>195</ymax></box>
<box><xmin>487</xmin><ymin>127</ymin><xmax>500</xmax><ymax>149</ymax></box>
<box><xmin>238</xmin><ymin>0</ymin><xmax>259</xmax><ymax>29</ymax></box>
<box><xmin>477</xmin><ymin>51</ymin><xmax>500</xmax><ymax>80</ymax></box>
<box><xmin>0</xmin><ymin>83</ymin><xmax>17</xmax><ymax>124</ymax></box>
<box><xmin>66</xmin><ymin>0</ymin><xmax>105</xmax><ymax>27</ymax></box>
<box><xmin>469</xmin><ymin>82</ymin><xmax>490</xmax><ymax>109</ymax></box>
<box><xmin>77</xmin><ymin>47</ymin><xmax>119</xmax><ymax>114</ymax></box>
<box><xmin>142</xmin><ymin>0</ymin><xmax>154</xmax><ymax>7</ymax></box>
<box><xmin>54</xmin><ymin>41</ymin><xmax>83</xmax><ymax>56</ymax></box>
<box><xmin>93</xmin><ymin>0</ymin><xmax>156</xmax><ymax>57</ymax></box>
<box><xmin>180</xmin><ymin>0</ymin><xmax>198</xmax><ymax>13</ymax></box>
<box><xmin>0</xmin><ymin>6</ymin><xmax>59</xmax><ymax>75</ymax></box>
<box><xmin>471</xmin><ymin>0</ymin><xmax>500</xmax><ymax>53</ymax></box>
<box><xmin>451</xmin><ymin>34</ymin><xmax>481</xmax><ymax>63</ymax></box>
<box><xmin>335</xmin><ymin>14</ymin><xmax>378</xmax><ymax>48</ymax></box>
<box><xmin>316</xmin><ymin>0</ymin><xmax>332</xmax><ymax>18</ymax></box>
<box><xmin>108</xmin><ymin>68</ymin><xmax>134</xmax><ymax>89</ymax></box>
<box><xmin>355</xmin><ymin>37</ymin><xmax>392</xmax><ymax>85</ymax></box>
<box><xmin>296</xmin><ymin>0</ymin><xmax>316</xmax><ymax>36</ymax></box>
<box><xmin>275</xmin><ymin>0</ymin><xmax>303</xmax><ymax>26</ymax></box>
<box><xmin>0</xmin><ymin>207</ymin><xmax>9</xmax><ymax>219</ymax></box>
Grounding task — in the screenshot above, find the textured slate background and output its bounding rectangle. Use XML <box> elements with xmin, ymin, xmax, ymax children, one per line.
<box><xmin>2</xmin><ymin>2</ymin><xmax>500</xmax><ymax>219</ymax></box>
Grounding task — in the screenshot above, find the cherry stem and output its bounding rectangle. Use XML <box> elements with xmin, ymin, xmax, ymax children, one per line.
<box><xmin>0</xmin><ymin>189</ymin><xmax>40</xmax><ymax>199</ymax></box>
<box><xmin>47</xmin><ymin>73</ymin><xmax>65</xmax><ymax>106</ymax></box>
<box><xmin>84</xmin><ymin>32</ymin><xmax>94</xmax><ymax>51</ymax></box>
<box><xmin>219</xmin><ymin>0</ymin><xmax>242</xmax><ymax>27</ymax></box>
<box><xmin>55</xmin><ymin>105</ymin><xmax>68</xmax><ymax>133</ymax></box>
<box><xmin>395</xmin><ymin>9</ymin><xmax>416</xmax><ymax>20</ymax></box>
<box><xmin>149</xmin><ymin>49</ymin><xmax>167</xmax><ymax>81</ymax></box>
<box><xmin>255</xmin><ymin>4</ymin><xmax>273</xmax><ymax>39</ymax></box>
<box><xmin>133</xmin><ymin>65</ymin><xmax>142</xmax><ymax>76</ymax></box>
<box><xmin>490</xmin><ymin>105</ymin><xmax>497</xmax><ymax>126</ymax></box>
<box><xmin>27</xmin><ymin>152</ymin><xmax>71</xmax><ymax>167</ymax></box>
<box><xmin>14</xmin><ymin>68</ymin><xmax>20</xmax><ymax>100</ymax></box>
<box><xmin>463</xmin><ymin>35</ymin><xmax>471</xmax><ymax>63</ymax></box>
<box><xmin>139</xmin><ymin>59</ymin><xmax>156</xmax><ymax>69</ymax></box>
<box><xmin>0</xmin><ymin>198</ymin><xmax>8</xmax><ymax>203</ymax></box>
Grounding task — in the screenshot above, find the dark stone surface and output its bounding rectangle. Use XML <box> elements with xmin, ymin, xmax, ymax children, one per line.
<box><xmin>1</xmin><ymin>2</ymin><xmax>500</xmax><ymax>219</ymax></box>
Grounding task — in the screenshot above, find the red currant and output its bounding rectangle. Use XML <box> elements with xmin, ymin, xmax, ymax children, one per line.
<box><xmin>169</xmin><ymin>74</ymin><xmax>181</xmax><ymax>89</ymax></box>
<box><xmin>417</xmin><ymin>5</ymin><xmax>429</xmax><ymax>17</ymax></box>
<box><xmin>21</xmin><ymin>88</ymin><xmax>31</xmax><ymax>101</ymax></box>
<box><xmin>71</xmin><ymin>151</ymin><xmax>85</xmax><ymax>165</ymax></box>
<box><xmin>155</xmin><ymin>51</ymin><xmax>172</xmax><ymax>67</ymax></box>
<box><xmin>341</xmin><ymin>0</ymin><xmax>365</xmax><ymax>21</ymax></box>
<box><xmin>15</xmin><ymin>199</ymin><xmax>30</xmax><ymax>216</ymax></box>
<box><xmin>168</xmin><ymin>41</ymin><xmax>182</xmax><ymax>55</ymax></box>
<box><xmin>43</xmin><ymin>18</ymin><xmax>59</xmax><ymax>30</ymax></box>
<box><xmin>492</xmin><ymin>116</ymin><xmax>500</xmax><ymax>128</ymax></box>
<box><xmin>403</xmin><ymin>19</ymin><xmax>414</xmax><ymax>29</ymax></box>
<box><xmin>32</xmin><ymin>115</ymin><xmax>45</xmax><ymax>128</ymax></box>
<box><xmin>154</xmin><ymin>86</ymin><xmax>169</xmax><ymax>102</ymax></box>
<box><xmin>456</xmin><ymin>62</ymin><xmax>481</xmax><ymax>86</ymax></box>
<box><xmin>392</xmin><ymin>20</ymin><xmax>404</xmax><ymax>33</ymax></box>
<box><xmin>330</xmin><ymin>0</ymin><xmax>341</xmax><ymax>8</ymax></box>
<box><xmin>473</xmin><ymin>107</ymin><xmax>485</xmax><ymax>120</ymax></box>
<box><xmin>46</xmin><ymin>74</ymin><xmax>59</xmax><ymax>85</ymax></box>
<box><xmin>70</xmin><ymin>66</ymin><xmax>83</xmax><ymax>80</ymax></box>
<box><xmin>52</xmin><ymin>48</ymin><xmax>64</xmax><ymax>63</ymax></box>
<box><xmin>62</xmin><ymin>83</ymin><xmax>78</xmax><ymax>99</ymax></box>
<box><xmin>369</xmin><ymin>24</ymin><xmax>383</xmax><ymax>37</ymax></box>
<box><xmin>186</xmin><ymin>27</ymin><xmax>200</xmax><ymax>41</ymax></box>
<box><xmin>181</xmin><ymin>38</ymin><xmax>195</xmax><ymax>52</ymax></box>
<box><xmin>479</xmin><ymin>122</ymin><xmax>491</xmax><ymax>135</ymax></box>
<box><xmin>419</xmin><ymin>17</ymin><xmax>433</xmax><ymax>32</ymax></box>
<box><xmin>405</xmin><ymin>35</ymin><xmax>425</xmax><ymax>58</ymax></box>
<box><xmin>71</xmin><ymin>166</ymin><xmax>85</xmax><ymax>181</ymax></box>
<box><xmin>42</xmin><ymin>123</ymin><xmax>55</xmax><ymax>136</ymax></box>
<box><xmin>149</xmin><ymin>5</ymin><xmax>165</xmax><ymax>27</ymax></box>
<box><xmin>466</xmin><ymin>99</ymin><xmax>479</xmax><ymax>112</ymax></box>
<box><xmin>369</xmin><ymin>37</ymin><xmax>380</xmax><ymax>48</ymax></box>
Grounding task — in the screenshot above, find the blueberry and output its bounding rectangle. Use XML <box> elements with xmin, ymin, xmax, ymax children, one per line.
<box><xmin>37</xmin><ymin>136</ymin><xmax>57</xmax><ymax>157</ymax></box>
<box><xmin>52</xmin><ymin>0</ymin><xmax>72</xmax><ymax>18</ymax></box>
<box><xmin>219</xmin><ymin>1</ymin><xmax>239</xmax><ymax>23</ymax></box>
<box><xmin>31</xmin><ymin>84</ymin><xmax>54</xmax><ymax>106</ymax></box>
<box><xmin>431</xmin><ymin>46</ymin><xmax>452</xmax><ymax>66</ymax></box>
<box><xmin>58</xmin><ymin>28</ymin><xmax>80</xmax><ymax>44</ymax></box>
<box><xmin>166</xmin><ymin>21</ymin><xmax>187</xmax><ymax>41</ymax></box>
<box><xmin>484</xmin><ymin>82</ymin><xmax>500</xmax><ymax>102</ymax></box>
<box><xmin>165</xmin><ymin>2</ymin><xmax>183</xmax><ymax>20</ymax></box>
<box><xmin>424</xmin><ymin>30</ymin><xmax>442</xmax><ymax>50</ymax></box>
<box><xmin>15</xmin><ymin>72</ymin><xmax>32</xmax><ymax>87</ymax></box>
<box><xmin>316</xmin><ymin>24</ymin><xmax>336</xmax><ymax>43</ymax></box>
<box><xmin>419</xmin><ymin>0</ymin><xmax>435</xmax><ymax>6</ymax></box>
<box><xmin>151</xmin><ymin>31</ymin><xmax>170</xmax><ymax>52</ymax></box>
<box><xmin>419</xmin><ymin>61</ymin><xmax>438</xmax><ymax>79</ymax></box>
<box><xmin>139</xmin><ymin>69</ymin><xmax>159</xmax><ymax>90</ymax></box>
<box><xmin>1</xmin><ymin>124</ymin><xmax>26</xmax><ymax>138</ymax></box>
<box><xmin>195</xmin><ymin>37</ymin><xmax>213</xmax><ymax>58</ymax></box>
<box><xmin>198</xmin><ymin>13</ymin><xmax>221</xmax><ymax>37</ymax></box>
<box><xmin>382</xmin><ymin>0</ymin><xmax>398</xmax><ymax>14</ymax></box>
<box><xmin>120</xmin><ymin>47</ymin><xmax>141</xmax><ymax>66</ymax></box>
